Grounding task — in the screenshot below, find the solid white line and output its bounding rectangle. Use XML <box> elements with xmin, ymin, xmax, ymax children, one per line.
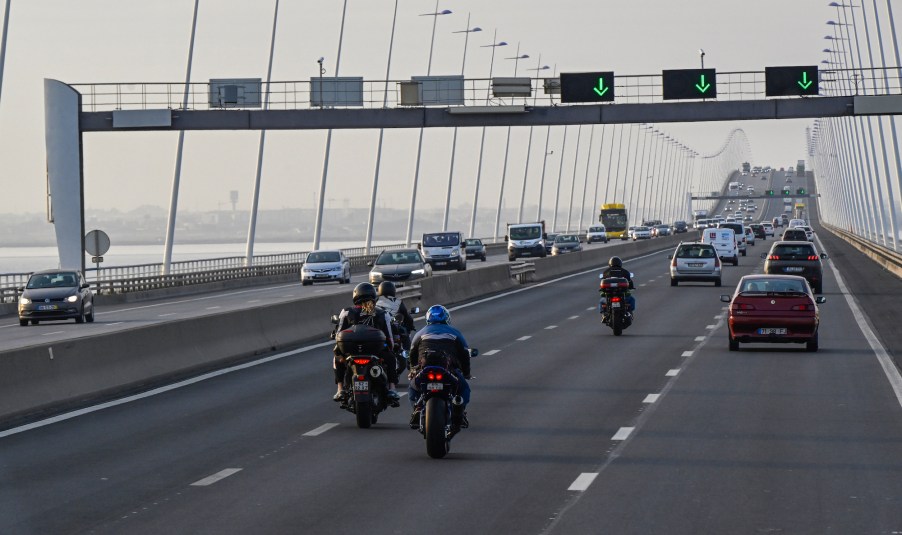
<box><xmin>159</xmin><ymin>313</ymin><xmax>176</xmax><ymax>317</ymax></box>
<box><xmin>41</xmin><ymin>331</ymin><xmax>64</xmax><ymax>336</ymax></box>
<box><xmin>483</xmin><ymin>349</ymin><xmax>501</xmax><ymax>356</ymax></box>
<box><xmin>545</xmin><ymin>325</ymin><xmax>558</xmax><ymax>330</ymax></box>
<box><xmin>585</xmin><ymin>307</ymin><xmax>596</xmax><ymax>311</ymax></box>
<box><xmin>643</xmin><ymin>394</ymin><xmax>660</xmax><ymax>403</ymax></box>
<box><xmin>303</xmin><ymin>423</ymin><xmax>340</xmax><ymax>437</ymax></box>
<box><xmin>568</xmin><ymin>315</ymin><xmax>579</xmax><ymax>320</ymax></box>
<box><xmin>205</xmin><ymin>306</ymin><xmax>221</xmax><ymax>310</ymax></box>
<box><xmin>517</xmin><ymin>335</ymin><xmax>532</xmax><ymax>341</ymax></box>
<box><xmin>247</xmin><ymin>300</ymin><xmax>261</xmax><ymax>303</ymax></box>
<box><xmin>567</xmin><ymin>473</ymin><xmax>599</xmax><ymax>491</ymax></box>
<box><xmin>106</xmin><ymin>322</ymin><xmax>123</xmax><ymax>326</ymax></box>
<box><xmin>694</xmin><ymin>336</ymin><xmax>706</xmax><ymax>342</ymax></box>
<box><xmin>681</xmin><ymin>351</ymin><xmax>693</xmax><ymax>358</ymax></box>
<box><xmin>820</xmin><ymin>237</ymin><xmax>902</xmax><ymax>409</ymax></box>
<box><xmin>191</xmin><ymin>468</ymin><xmax>242</xmax><ymax>487</ymax></box>
<box><xmin>705</xmin><ymin>324</ymin><xmax>716</xmax><ymax>330</ymax></box>
<box><xmin>612</xmin><ymin>427</ymin><xmax>634</xmax><ymax>441</ymax></box>
<box><xmin>666</xmin><ymin>369</ymin><xmax>680</xmax><ymax>377</ymax></box>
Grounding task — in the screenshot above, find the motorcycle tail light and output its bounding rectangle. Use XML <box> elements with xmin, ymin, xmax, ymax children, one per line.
<box><xmin>357</xmin><ymin>375</ymin><xmax>365</xmax><ymax>381</ymax></box>
<box><xmin>611</xmin><ymin>297</ymin><xmax>622</xmax><ymax>303</ymax></box>
<box><xmin>791</xmin><ymin>304</ymin><xmax>815</xmax><ymax>311</ymax></box>
<box><xmin>353</xmin><ymin>358</ymin><xmax>370</xmax><ymax>365</ymax></box>
<box><xmin>427</xmin><ymin>371</ymin><xmax>435</xmax><ymax>381</ymax></box>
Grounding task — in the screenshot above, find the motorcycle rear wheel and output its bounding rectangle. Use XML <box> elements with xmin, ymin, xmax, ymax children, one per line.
<box><xmin>355</xmin><ymin>401</ymin><xmax>374</xmax><ymax>429</ymax></box>
<box><xmin>425</xmin><ymin>398</ymin><xmax>450</xmax><ymax>459</ymax></box>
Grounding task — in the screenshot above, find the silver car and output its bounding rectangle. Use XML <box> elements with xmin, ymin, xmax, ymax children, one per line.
<box><xmin>669</xmin><ymin>242</ymin><xmax>722</xmax><ymax>287</ymax></box>
<box><xmin>301</xmin><ymin>250</ymin><xmax>351</xmax><ymax>286</ymax></box>
<box><xmin>369</xmin><ymin>249</ymin><xmax>432</xmax><ymax>284</ymax></box>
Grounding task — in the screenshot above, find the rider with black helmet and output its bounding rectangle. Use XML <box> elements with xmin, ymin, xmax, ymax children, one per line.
<box><xmin>332</xmin><ymin>282</ymin><xmax>401</xmax><ymax>403</ymax></box>
<box><xmin>601</xmin><ymin>256</ymin><xmax>636</xmax><ymax>312</ymax></box>
<box><xmin>375</xmin><ymin>281</ymin><xmax>416</xmax><ymax>349</ymax></box>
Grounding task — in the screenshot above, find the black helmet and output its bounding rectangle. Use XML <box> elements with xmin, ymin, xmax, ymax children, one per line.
<box><xmin>352</xmin><ymin>283</ymin><xmax>377</xmax><ymax>305</ymax></box>
<box><xmin>609</xmin><ymin>256</ymin><xmax>623</xmax><ymax>268</ymax></box>
<box><xmin>377</xmin><ymin>281</ymin><xmax>396</xmax><ymax>297</ymax></box>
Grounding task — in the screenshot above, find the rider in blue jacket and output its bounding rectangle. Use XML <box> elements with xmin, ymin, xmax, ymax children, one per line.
<box><xmin>407</xmin><ymin>305</ymin><xmax>471</xmax><ymax>434</ymax></box>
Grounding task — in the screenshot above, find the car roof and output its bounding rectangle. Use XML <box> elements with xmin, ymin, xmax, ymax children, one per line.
<box><xmin>309</xmin><ymin>249</ymin><xmax>341</xmax><ymax>254</ymax></box>
<box><xmin>30</xmin><ymin>269</ymin><xmax>80</xmax><ymax>275</ymax></box>
<box><xmin>379</xmin><ymin>248</ymin><xmax>419</xmax><ymax>254</ymax></box>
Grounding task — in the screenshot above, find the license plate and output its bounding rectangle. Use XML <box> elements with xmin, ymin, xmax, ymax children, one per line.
<box><xmin>758</xmin><ymin>328</ymin><xmax>787</xmax><ymax>335</ymax></box>
<box><xmin>611</xmin><ymin>302</ymin><xmax>621</xmax><ymax>308</ymax></box>
<box><xmin>436</xmin><ymin>261</ymin><xmax>447</xmax><ymax>266</ymax></box>
<box><xmin>37</xmin><ymin>305</ymin><xmax>58</xmax><ymax>311</ymax></box>
<box><xmin>426</xmin><ymin>382</ymin><xmax>443</xmax><ymax>391</ymax></box>
<box><xmin>314</xmin><ymin>274</ymin><xmax>328</xmax><ymax>278</ymax></box>
<box><xmin>688</xmin><ymin>263</ymin><xmax>704</xmax><ymax>267</ymax></box>
<box><xmin>784</xmin><ymin>267</ymin><xmax>804</xmax><ymax>273</ymax></box>
<box><xmin>354</xmin><ymin>380</ymin><xmax>369</xmax><ymax>391</ymax></box>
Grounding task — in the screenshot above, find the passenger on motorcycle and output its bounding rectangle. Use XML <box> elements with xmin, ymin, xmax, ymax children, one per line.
<box><xmin>407</xmin><ymin>305</ymin><xmax>471</xmax><ymax>433</ymax></box>
<box><xmin>375</xmin><ymin>281</ymin><xmax>415</xmax><ymax>351</ymax></box>
<box><xmin>600</xmin><ymin>256</ymin><xmax>636</xmax><ymax>312</ymax></box>
<box><xmin>332</xmin><ymin>283</ymin><xmax>401</xmax><ymax>404</ymax></box>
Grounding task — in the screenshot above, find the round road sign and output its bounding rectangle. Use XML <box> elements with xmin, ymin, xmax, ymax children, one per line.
<box><xmin>85</xmin><ymin>229</ymin><xmax>111</xmax><ymax>257</ymax></box>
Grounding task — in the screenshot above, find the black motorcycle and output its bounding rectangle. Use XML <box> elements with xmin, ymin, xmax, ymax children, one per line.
<box><xmin>599</xmin><ymin>276</ymin><xmax>634</xmax><ymax>336</ymax></box>
<box><xmin>410</xmin><ymin>348</ymin><xmax>478</xmax><ymax>459</ymax></box>
<box><xmin>332</xmin><ymin>321</ymin><xmax>396</xmax><ymax>428</ymax></box>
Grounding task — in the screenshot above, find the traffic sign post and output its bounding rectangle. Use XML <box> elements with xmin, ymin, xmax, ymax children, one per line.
<box><xmin>662</xmin><ymin>68</ymin><xmax>716</xmax><ymax>100</ymax></box>
<box><xmin>765</xmin><ymin>66</ymin><xmax>819</xmax><ymax>97</ymax></box>
<box><xmin>85</xmin><ymin>229</ymin><xmax>111</xmax><ymax>290</ymax></box>
<box><xmin>560</xmin><ymin>72</ymin><xmax>615</xmax><ymax>103</ymax></box>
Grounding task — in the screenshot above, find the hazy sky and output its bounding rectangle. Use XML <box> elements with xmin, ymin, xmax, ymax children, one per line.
<box><xmin>0</xmin><ymin>0</ymin><xmax>891</xmax><ymax>220</ymax></box>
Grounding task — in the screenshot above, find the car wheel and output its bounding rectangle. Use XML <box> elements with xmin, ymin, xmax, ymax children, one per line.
<box><xmin>670</xmin><ymin>279</ymin><xmax>678</xmax><ymax>287</ymax></box>
<box><xmin>75</xmin><ymin>309</ymin><xmax>85</xmax><ymax>324</ymax></box>
<box><xmin>728</xmin><ymin>336</ymin><xmax>739</xmax><ymax>351</ymax></box>
<box><xmin>86</xmin><ymin>306</ymin><xmax>95</xmax><ymax>323</ymax></box>
<box><xmin>458</xmin><ymin>261</ymin><xmax>466</xmax><ymax>272</ymax></box>
<box><xmin>481</xmin><ymin>254</ymin><xmax>486</xmax><ymax>261</ymax></box>
<box><xmin>806</xmin><ymin>333</ymin><xmax>819</xmax><ymax>352</ymax></box>
<box><xmin>31</xmin><ymin>320</ymin><xmax>39</xmax><ymax>325</ymax></box>
<box><xmin>19</xmin><ymin>319</ymin><xmax>28</xmax><ymax>327</ymax></box>
<box><xmin>714</xmin><ymin>278</ymin><xmax>722</xmax><ymax>287</ymax></box>
<box><xmin>508</xmin><ymin>255</ymin><xmax>516</xmax><ymax>262</ymax></box>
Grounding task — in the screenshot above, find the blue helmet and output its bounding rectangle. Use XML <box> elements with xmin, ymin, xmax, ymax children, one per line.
<box><xmin>426</xmin><ymin>305</ymin><xmax>451</xmax><ymax>325</ymax></box>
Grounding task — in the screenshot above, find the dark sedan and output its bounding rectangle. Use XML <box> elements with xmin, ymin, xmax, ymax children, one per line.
<box><xmin>368</xmin><ymin>249</ymin><xmax>432</xmax><ymax>285</ymax></box>
<box><xmin>761</xmin><ymin>241</ymin><xmax>827</xmax><ymax>294</ymax></box>
<box><xmin>464</xmin><ymin>238</ymin><xmax>487</xmax><ymax>261</ymax></box>
<box><xmin>18</xmin><ymin>269</ymin><xmax>95</xmax><ymax>326</ymax></box>
<box><xmin>551</xmin><ymin>234</ymin><xmax>582</xmax><ymax>255</ymax></box>
<box><xmin>721</xmin><ymin>274</ymin><xmax>825</xmax><ymax>352</ymax></box>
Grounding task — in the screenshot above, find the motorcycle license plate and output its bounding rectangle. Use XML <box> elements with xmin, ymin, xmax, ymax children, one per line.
<box><xmin>354</xmin><ymin>380</ymin><xmax>369</xmax><ymax>392</ymax></box>
<box><xmin>426</xmin><ymin>382</ymin><xmax>444</xmax><ymax>391</ymax></box>
<box><xmin>611</xmin><ymin>301</ymin><xmax>621</xmax><ymax>308</ymax></box>
<box><xmin>38</xmin><ymin>305</ymin><xmax>58</xmax><ymax>311</ymax></box>
<box><xmin>758</xmin><ymin>328</ymin><xmax>787</xmax><ymax>335</ymax></box>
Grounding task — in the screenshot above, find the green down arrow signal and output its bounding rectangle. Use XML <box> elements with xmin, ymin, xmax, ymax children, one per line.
<box><xmin>695</xmin><ymin>74</ymin><xmax>711</xmax><ymax>94</ymax></box>
<box><xmin>798</xmin><ymin>71</ymin><xmax>813</xmax><ymax>90</ymax></box>
<box><xmin>593</xmin><ymin>77</ymin><xmax>609</xmax><ymax>98</ymax></box>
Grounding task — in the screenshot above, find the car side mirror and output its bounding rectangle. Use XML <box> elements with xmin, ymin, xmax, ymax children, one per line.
<box><xmin>815</xmin><ymin>296</ymin><xmax>827</xmax><ymax>304</ymax></box>
<box><xmin>820</xmin><ymin>253</ymin><xmax>828</xmax><ymax>259</ymax></box>
<box><xmin>367</xmin><ymin>261</ymin><xmax>374</xmax><ymax>267</ymax></box>
<box><xmin>469</xmin><ymin>348</ymin><xmax>479</xmax><ymax>358</ymax></box>
<box><xmin>504</xmin><ymin>235</ymin><xmax>509</xmax><ymax>241</ymax></box>
<box><xmin>81</xmin><ymin>283</ymin><xmax>90</xmax><ymax>289</ymax></box>
<box><xmin>410</xmin><ymin>307</ymin><xmax>420</xmax><ymax>314</ymax></box>
<box><xmin>17</xmin><ymin>287</ymin><xmax>24</xmax><ymax>292</ymax></box>
<box><xmin>720</xmin><ymin>295</ymin><xmax>732</xmax><ymax>302</ymax></box>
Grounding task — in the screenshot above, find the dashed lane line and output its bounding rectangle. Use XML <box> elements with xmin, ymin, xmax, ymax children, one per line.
<box><xmin>694</xmin><ymin>336</ymin><xmax>706</xmax><ymax>342</ymax></box>
<box><xmin>705</xmin><ymin>324</ymin><xmax>717</xmax><ymax>330</ymax></box>
<box><xmin>517</xmin><ymin>335</ymin><xmax>532</xmax><ymax>341</ymax></box>
<box><xmin>159</xmin><ymin>313</ymin><xmax>176</xmax><ymax>317</ymax></box>
<box><xmin>666</xmin><ymin>369</ymin><xmax>680</xmax><ymax>377</ymax></box>
<box><xmin>612</xmin><ymin>427</ymin><xmax>634</xmax><ymax>441</ymax></box>
<box><xmin>568</xmin><ymin>315</ymin><xmax>579</xmax><ymax>320</ymax></box>
<box><xmin>303</xmin><ymin>423</ymin><xmax>340</xmax><ymax>437</ymax></box>
<box><xmin>41</xmin><ymin>331</ymin><xmax>64</xmax><ymax>336</ymax></box>
<box><xmin>585</xmin><ymin>307</ymin><xmax>596</xmax><ymax>311</ymax></box>
<box><xmin>681</xmin><ymin>351</ymin><xmax>693</xmax><ymax>357</ymax></box>
<box><xmin>191</xmin><ymin>468</ymin><xmax>242</xmax><ymax>487</ymax></box>
<box><xmin>483</xmin><ymin>349</ymin><xmax>501</xmax><ymax>356</ymax></box>
<box><xmin>545</xmin><ymin>325</ymin><xmax>558</xmax><ymax>330</ymax></box>
<box><xmin>205</xmin><ymin>306</ymin><xmax>221</xmax><ymax>310</ymax></box>
<box><xmin>643</xmin><ymin>394</ymin><xmax>660</xmax><ymax>404</ymax></box>
<box><xmin>567</xmin><ymin>473</ymin><xmax>599</xmax><ymax>492</ymax></box>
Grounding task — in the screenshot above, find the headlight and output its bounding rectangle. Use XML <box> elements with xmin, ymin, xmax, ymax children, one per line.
<box><xmin>450</xmin><ymin>248</ymin><xmax>460</xmax><ymax>257</ymax></box>
<box><xmin>412</xmin><ymin>269</ymin><xmax>425</xmax><ymax>275</ymax></box>
<box><xmin>19</xmin><ymin>296</ymin><xmax>30</xmax><ymax>305</ymax></box>
<box><xmin>67</xmin><ymin>295</ymin><xmax>79</xmax><ymax>303</ymax></box>
<box><xmin>370</xmin><ymin>271</ymin><xmax>382</xmax><ymax>277</ymax></box>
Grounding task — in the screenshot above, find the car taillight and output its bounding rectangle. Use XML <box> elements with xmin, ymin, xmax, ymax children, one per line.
<box><xmin>807</xmin><ymin>255</ymin><xmax>818</xmax><ymax>261</ymax></box>
<box><xmin>791</xmin><ymin>304</ymin><xmax>815</xmax><ymax>311</ymax></box>
<box><xmin>426</xmin><ymin>371</ymin><xmax>444</xmax><ymax>381</ymax></box>
<box><xmin>768</xmin><ymin>255</ymin><xmax>780</xmax><ymax>260</ymax></box>
<box><xmin>732</xmin><ymin>303</ymin><xmax>755</xmax><ymax>311</ymax></box>
<box><xmin>671</xmin><ymin>256</ymin><xmax>677</xmax><ymax>267</ymax></box>
<box><xmin>714</xmin><ymin>255</ymin><xmax>721</xmax><ymax>267</ymax></box>
<box><xmin>353</xmin><ymin>358</ymin><xmax>370</xmax><ymax>365</ymax></box>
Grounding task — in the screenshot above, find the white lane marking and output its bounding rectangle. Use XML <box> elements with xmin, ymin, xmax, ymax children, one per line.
<box><xmin>568</xmin><ymin>315</ymin><xmax>579</xmax><ymax>320</ymax></box>
<box><xmin>205</xmin><ymin>306</ymin><xmax>221</xmax><ymax>310</ymax></box>
<box><xmin>106</xmin><ymin>322</ymin><xmax>123</xmax><ymax>326</ymax></box>
<box><xmin>285</xmin><ymin>294</ymin><xmax>295</xmax><ymax>297</ymax></box>
<box><xmin>303</xmin><ymin>423</ymin><xmax>340</xmax><ymax>437</ymax></box>
<box><xmin>647</xmin><ymin>280</ymin><xmax>656</xmax><ymax>283</ymax></box>
<box><xmin>545</xmin><ymin>325</ymin><xmax>558</xmax><ymax>330</ymax></box>
<box><xmin>41</xmin><ymin>331</ymin><xmax>65</xmax><ymax>336</ymax></box>
<box><xmin>639</xmin><ymin>283</ymin><xmax>647</xmax><ymax>287</ymax></box>
<box><xmin>586</xmin><ymin>307</ymin><xmax>596</xmax><ymax>311</ymax></box>
<box><xmin>666</xmin><ymin>369</ymin><xmax>680</xmax><ymax>377</ymax></box>
<box><xmin>315</xmin><ymin>290</ymin><xmax>325</xmax><ymax>293</ymax></box>
<box><xmin>483</xmin><ymin>349</ymin><xmax>501</xmax><ymax>356</ymax></box>
<box><xmin>568</xmin><ymin>473</ymin><xmax>599</xmax><ymax>492</ymax></box>
<box><xmin>820</xmin><ymin>236</ymin><xmax>902</xmax><ymax>409</ymax></box>
<box><xmin>191</xmin><ymin>468</ymin><xmax>242</xmax><ymax>487</ymax></box>
<box><xmin>705</xmin><ymin>324</ymin><xmax>716</xmax><ymax>330</ymax></box>
<box><xmin>247</xmin><ymin>300</ymin><xmax>261</xmax><ymax>303</ymax></box>
<box><xmin>714</xmin><ymin>314</ymin><xmax>725</xmax><ymax>320</ymax></box>
<box><xmin>643</xmin><ymin>394</ymin><xmax>660</xmax><ymax>404</ymax></box>
<box><xmin>612</xmin><ymin>427</ymin><xmax>634</xmax><ymax>441</ymax></box>
<box><xmin>695</xmin><ymin>336</ymin><xmax>706</xmax><ymax>342</ymax></box>
<box><xmin>681</xmin><ymin>351</ymin><xmax>693</xmax><ymax>358</ymax></box>
<box><xmin>517</xmin><ymin>335</ymin><xmax>532</xmax><ymax>341</ymax></box>
<box><xmin>159</xmin><ymin>313</ymin><xmax>176</xmax><ymax>317</ymax></box>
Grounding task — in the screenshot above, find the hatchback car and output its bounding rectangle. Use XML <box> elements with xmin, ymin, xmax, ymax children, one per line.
<box><xmin>673</xmin><ymin>221</ymin><xmax>689</xmax><ymax>233</ymax></box>
<box><xmin>551</xmin><ymin>234</ymin><xmax>582</xmax><ymax>255</ymax></box>
<box><xmin>464</xmin><ymin>238</ymin><xmax>487</xmax><ymax>261</ymax></box>
<box><xmin>749</xmin><ymin>224</ymin><xmax>766</xmax><ymax>240</ymax></box>
<box><xmin>18</xmin><ymin>269</ymin><xmax>94</xmax><ymax>326</ymax></box>
<box><xmin>669</xmin><ymin>242</ymin><xmax>722</xmax><ymax>286</ymax></box>
<box><xmin>368</xmin><ymin>249</ymin><xmax>432</xmax><ymax>284</ymax></box>
<box><xmin>631</xmin><ymin>226</ymin><xmax>652</xmax><ymax>240</ymax></box>
<box><xmin>721</xmin><ymin>274</ymin><xmax>826</xmax><ymax>352</ymax></box>
<box><xmin>781</xmin><ymin>228</ymin><xmax>808</xmax><ymax>241</ymax></box>
<box><xmin>586</xmin><ymin>225</ymin><xmax>609</xmax><ymax>243</ymax></box>
<box><xmin>761</xmin><ymin>241</ymin><xmax>828</xmax><ymax>293</ymax></box>
<box><xmin>744</xmin><ymin>226</ymin><xmax>756</xmax><ymax>246</ymax></box>
<box><xmin>795</xmin><ymin>225</ymin><xmax>814</xmax><ymax>241</ymax></box>
<box><xmin>301</xmin><ymin>250</ymin><xmax>351</xmax><ymax>286</ymax></box>
<box><xmin>762</xmin><ymin>222</ymin><xmax>775</xmax><ymax>236</ymax></box>
<box><xmin>654</xmin><ymin>224</ymin><xmax>672</xmax><ymax>237</ymax></box>
<box><xmin>544</xmin><ymin>233</ymin><xmax>559</xmax><ymax>255</ymax></box>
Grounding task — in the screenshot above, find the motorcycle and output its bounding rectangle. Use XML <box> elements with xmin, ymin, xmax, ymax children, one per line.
<box><xmin>331</xmin><ymin>319</ymin><xmax>398</xmax><ymax>428</ymax></box>
<box><xmin>599</xmin><ymin>275</ymin><xmax>634</xmax><ymax>336</ymax></box>
<box><xmin>379</xmin><ymin>306</ymin><xmax>419</xmax><ymax>378</ymax></box>
<box><xmin>409</xmin><ymin>348</ymin><xmax>478</xmax><ymax>459</ymax></box>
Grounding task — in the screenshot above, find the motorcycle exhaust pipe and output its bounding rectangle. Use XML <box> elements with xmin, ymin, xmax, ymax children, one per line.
<box><xmin>369</xmin><ymin>366</ymin><xmax>383</xmax><ymax>379</ymax></box>
<box><xmin>452</xmin><ymin>395</ymin><xmax>464</xmax><ymax>406</ymax></box>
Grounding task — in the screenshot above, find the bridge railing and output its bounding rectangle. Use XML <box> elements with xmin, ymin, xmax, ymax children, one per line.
<box><xmin>70</xmin><ymin>68</ymin><xmax>902</xmax><ymax>112</ymax></box>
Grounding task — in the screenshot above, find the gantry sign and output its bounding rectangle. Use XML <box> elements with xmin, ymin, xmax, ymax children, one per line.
<box><xmin>559</xmin><ymin>66</ymin><xmax>820</xmax><ymax>103</ymax></box>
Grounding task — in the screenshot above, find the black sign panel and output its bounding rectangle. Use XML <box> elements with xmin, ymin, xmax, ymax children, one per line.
<box><xmin>560</xmin><ymin>72</ymin><xmax>615</xmax><ymax>103</ymax></box>
<box><xmin>662</xmin><ymin>68</ymin><xmax>717</xmax><ymax>100</ymax></box>
<box><xmin>765</xmin><ymin>65</ymin><xmax>819</xmax><ymax>97</ymax></box>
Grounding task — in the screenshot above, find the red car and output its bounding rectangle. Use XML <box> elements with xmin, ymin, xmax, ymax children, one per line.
<box><xmin>720</xmin><ymin>275</ymin><xmax>826</xmax><ymax>352</ymax></box>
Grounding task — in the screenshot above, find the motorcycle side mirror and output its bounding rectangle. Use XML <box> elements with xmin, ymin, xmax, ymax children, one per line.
<box><xmin>630</xmin><ymin>272</ymin><xmax>635</xmax><ymax>278</ymax></box>
<box><xmin>469</xmin><ymin>348</ymin><xmax>479</xmax><ymax>358</ymax></box>
<box><xmin>330</xmin><ymin>314</ymin><xmax>340</xmax><ymax>325</ymax></box>
<box><xmin>411</xmin><ymin>307</ymin><xmax>420</xmax><ymax>314</ymax></box>
<box><xmin>720</xmin><ymin>295</ymin><xmax>732</xmax><ymax>302</ymax></box>
<box><xmin>598</xmin><ymin>273</ymin><xmax>605</xmax><ymax>279</ymax></box>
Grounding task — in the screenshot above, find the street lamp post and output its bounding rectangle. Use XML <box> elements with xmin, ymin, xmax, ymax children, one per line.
<box><xmin>493</xmin><ymin>44</ymin><xmax>529</xmax><ymax>241</ymax></box>
<box><xmin>517</xmin><ymin>59</ymin><xmax>549</xmax><ymax>224</ymax></box>
<box><xmin>550</xmin><ymin>125</ymin><xmax>569</xmax><ymax>232</ymax></box>
<box><xmin>0</xmin><ymin>0</ymin><xmax>10</xmax><ymax>108</ymax></box>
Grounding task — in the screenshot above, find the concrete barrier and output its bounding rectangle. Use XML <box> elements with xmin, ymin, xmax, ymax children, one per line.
<box><xmin>0</xmin><ymin>235</ymin><xmax>690</xmax><ymax>427</ymax></box>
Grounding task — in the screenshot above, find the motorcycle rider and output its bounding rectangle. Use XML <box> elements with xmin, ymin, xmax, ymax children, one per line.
<box><xmin>332</xmin><ymin>282</ymin><xmax>401</xmax><ymax>404</ymax></box>
<box><xmin>407</xmin><ymin>305</ymin><xmax>471</xmax><ymax>435</ymax></box>
<box><xmin>375</xmin><ymin>281</ymin><xmax>416</xmax><ymax>351</ymax></box>
<box><xmin>600</xmin><ymin>256</ymin><xmax>636</xmax><ymax>313</ymax></box>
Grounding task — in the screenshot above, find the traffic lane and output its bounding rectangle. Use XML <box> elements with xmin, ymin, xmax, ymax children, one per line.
<box><xmin>547</xmin><ymin>243</ymin><xmax>902</xmax><ymax>534</ymax></box>
<box><xmin>0</xmin><ymin>249</ymin><xmax>727</xmax><ymax>533</ymax></box>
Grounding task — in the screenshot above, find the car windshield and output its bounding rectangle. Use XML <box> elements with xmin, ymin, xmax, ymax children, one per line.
<box><xmin>27</xmin><ymin>272</ymin><xmax>78</xmax><ymax>289</ymax></box>
<box><xmin>306</xmin><ymin>252</ymin><xmax>341</xmax><ymax>263</ymax></box>
<box><xmin>423</xmin><ymin>233</ymin><xmax>460</xmax><ymax>247</ymax></box>
<box><xmin>589</xmin><ymin>227</ymin><xmax>604</xmax><ymax>232</ymax></box>
<box><xmin>375</xmin><ymin>251</ymin><xmax>421</xmax><ymax>265</ymax></box>
<box><xmin>510</xmin><ymin>226</ymin><xmax>541</xmax><ymax>240</ymax></box>
<box><xmin>772</xmin><ymin>244</ymin><xmax>816</xmax><ymax>259</ymax></box>
<box><xmin>676</xmin><ymin>245</ymin><xmax>715</xmax><ymax>259</ymax></box>
<box><xmin>465</xmin><ymin>239</ymin><xmax>482</xmax><ymax>246</ymax></box>
<box><xmin>555</xmin><ymin>235</ymin><xmax>578</xmax><ymax>243</ymax></box>
<box><xmin>740</xmin><ymin>278</ymin><xmax>807</xmax><ymax>294</ymax></box>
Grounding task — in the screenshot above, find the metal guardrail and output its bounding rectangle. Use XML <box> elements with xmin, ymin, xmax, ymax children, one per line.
<box><xmin>509</xmin><ymin>262</ymin><xmax>536</xmax><ymax>284</ymax></box>
<box><xmin>823</xmin><ymin>223</ymin><xmax>902</xmax><ymax>279</ymax></box>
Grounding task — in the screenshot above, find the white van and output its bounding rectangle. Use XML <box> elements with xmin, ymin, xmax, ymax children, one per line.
<box><xmin>701</xmin><ymin>227</ymin><xmax>739</xmax><ymax>266</ymax></box>
<box><xmin>586</xmin><ymin>225</ymin><xmax>608</xmax><ymax>243</ymax></box>
<box><xmin>787</xmin><ymin>219</ymin><xmax>806</xmax><ymax>228</ymax></box>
